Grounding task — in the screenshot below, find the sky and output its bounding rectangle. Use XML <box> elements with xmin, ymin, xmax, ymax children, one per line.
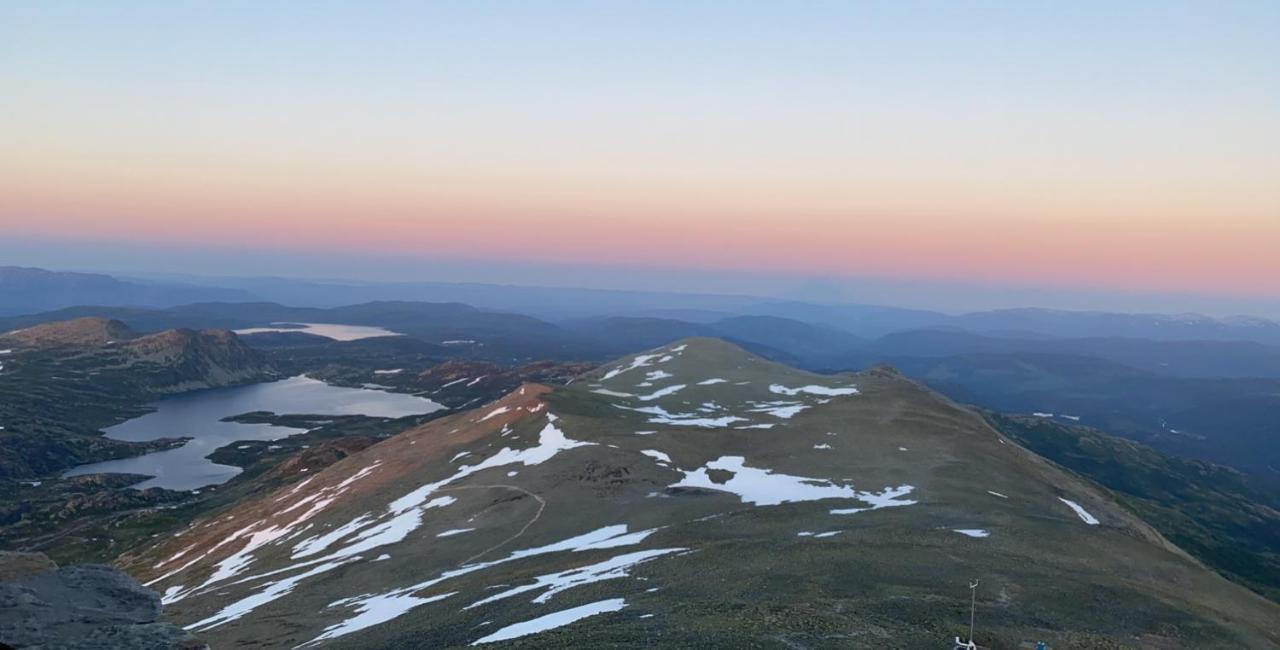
<box><xmin>2</xmin><ymin>2</ymin><xmax>1278</xmax><ymax>314</ymax></box>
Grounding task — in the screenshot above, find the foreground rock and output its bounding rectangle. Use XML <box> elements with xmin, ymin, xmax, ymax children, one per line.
<box><xmin>0</xmin><ymin>552</ymin><xmax>203</xmax><ymax>649</ymax></box>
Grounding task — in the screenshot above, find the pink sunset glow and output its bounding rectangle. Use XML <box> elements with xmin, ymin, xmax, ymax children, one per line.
<box><xmin>2</xmin><ymin>2</ymin><xmax>1277</xmax><ymax>305</ymax></box>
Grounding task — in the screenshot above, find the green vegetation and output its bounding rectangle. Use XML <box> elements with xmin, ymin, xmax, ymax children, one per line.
<box><xmin>986</xmin><ymin>411</ymin><xmax>1280</xmax><ymax>602</ymax></box>
<box><xmin>122</xmin><ymin>339</ymin><xmax>1279</xmax><ymax>648</ymax></box>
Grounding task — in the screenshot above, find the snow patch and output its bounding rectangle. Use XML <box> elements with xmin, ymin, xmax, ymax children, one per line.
<box><xmin>1058</xmin><ymin>498</ymin><xmax>1100</xmax><ymax>525</ymax></box>
<box><xmin>292</xmin><ymin>515</ymin><xmax>375</xmax><ymax>559</ymax></box>
<box><xmin>672</xmin><ymin>456</ymin><xmax>908</xmax><ymax>508</ymax></box>
<box><xmin>748</xmin><ymin>401</ymin><xmax>809</xmax><ymax>419</ymax></box>
<box><xmin>828</xmin><ymin>485</ymin><xmax>918</xmax><ymax>514</ymax></box>
<box><xmin>618</xmin><ymin>404</ymin><xmax>746</xmax><ymax>428</ymax></box>
<box><xmin>305</xmin><ymin>526</ymin><xmax>655</xmax><ymax>645</ymax></box>
<box><xmin>437</xmin><ymin>528</ymin><xmax>476</xmax><ymax>538</ymax></box>
<box><xmin>591</xmin><ymin>389</ymin><xmax>634</xmax><ymax>398</ymax></box>
<box><xmin>602</xmin><ymin>353</ymin><xmax>664</xmax><ymax>380</ymax></box>
<box><xmin>188</xmin><ymin>558</ymin><xmax>360</xmax><ymax>631</ymax></box>
<box><xmin>472</xmin><ymin>599</ymin><xmax>627</xmax><ymax>645</ymax></box>
<box><xmin>389</xmin><ymin>416</ymin><xmax>592</xmax><ymax>515</ymax></box>
<box><xmin>640</xmin><ymin>449</ymin><xmax>672</xmax><ymax>464</ymax></box>
<box><xmin>649</xmin><ymin>414</ymin><xmax>745</xmax><ymax>428</ymax></box>
<box><xmin>479</xmin><ymin>406</ymin><xmax>511</xmax><ymax>422</ymax></box>
<box><xmin>769</xmin><ymin>384</ymin><xmax>859</xmax><ymax>397</ymax></box>
<box><xmin>466</xmin><ymin>549</ymin><xmax>681</xmax><ymax>609</ymax></box>
<box><xmin>303</xmin><ymin>590</ymin><xmax>456</xmax><ymax>644</ymax></box>
<box><xmin>637</xmin><ymin>384</ymin><xmax>686</xmax><ymax>401</ymax></box>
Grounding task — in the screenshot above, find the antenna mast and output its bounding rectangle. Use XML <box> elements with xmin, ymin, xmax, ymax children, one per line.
<box><xmin>968</xmin><ymin>579</ymin><xmax>978</xmax><ymax>645</ymax></box>
<box><xmin>953</xmin><ymin>580</ymin><xmax>979</xmax><ymax>650</ymax></box>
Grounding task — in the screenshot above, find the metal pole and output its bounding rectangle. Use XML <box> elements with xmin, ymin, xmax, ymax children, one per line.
<box><xmin>968</xmin><ymin>580</ymin><xmax>978</xmax><ymax>646</ymax></box>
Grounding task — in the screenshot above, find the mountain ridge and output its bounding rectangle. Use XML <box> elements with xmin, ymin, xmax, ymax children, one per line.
<box><xmin>1</xmin><ymin>316</ymin><xmax>139</xmax><ymax>348</ymax></box>
<box><xmin>6</xmin><ymin>264</ymin><xmax>1280</xmax><ymax>345</ymax></box>
<box><xmin>117</xmin><ymin>338</ymin><xmax>1280</xmax><ymax>648</ymax></box>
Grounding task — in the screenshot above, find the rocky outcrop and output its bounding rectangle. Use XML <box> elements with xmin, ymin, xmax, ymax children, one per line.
<box><xmin>0</xmin><ymin>552</ymin><xmax>56</xmax><ymax>582</ymax></box>
<box><xmin>121</xmin><ymin>328</ymin><xmax>274</xmax><ymax>393</ymax></box>
<box><xmin>0</xmin><ymin>552</ymin><xmax>203</xmax><ymax>649</ymax></box>
<box><xmin>0</xmin><ymin>318</ymin><xmax>137</xmax><ymax>349</ymax></box>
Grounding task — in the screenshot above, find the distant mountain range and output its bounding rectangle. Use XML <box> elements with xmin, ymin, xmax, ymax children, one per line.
<box><xmin>7</xmin><ymin>266</ymin><xmax>1280</xmax><ymax>344</ymax></box>
<box><xmin>846</xmin><ymin>328</ymin><xmax>1280</xmax><ymax>379</ymax></box>
<box><xmin>0</xmin><ymin>266</ymin><xmax>253</xmax><ymax>315</ymax></box>
<box><xmin>4</xmin><ymin>270</ymin><xmax>1279</xmax><ymax>486</ymax></box>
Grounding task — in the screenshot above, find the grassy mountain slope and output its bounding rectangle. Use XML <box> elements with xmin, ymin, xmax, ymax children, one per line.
<box><xmin>0</xmin><ymin>301</ymin><xmax>606</xmax><ymax>364</ymax></box>
<box><xmin>709</xmin><ymin>314</ymin><xmax>865</xmax><ymax>366</ymax></box>
<box><xmin>858</xmin><ymin>329</ymin><xmax>1280</xmax><ymax>378</ymax></box>
<box><xmin>984</xmin><ymin>412</ymin><xmax>1280</xmax><ymax>601</ymax></box>
<box><xmin>561</xmin><ymin>314</ymin><xmax>864</xmax><ymax>368</ymax></box>
<box><xmin>120</xmin><ymin>339</ymin><xmax>1278</xmax><ymax>648</ymax></box>
<box><xmin>849</xmin><ymin>352</ymin><xmax>1280</xmax><ymax>483</ymax></box>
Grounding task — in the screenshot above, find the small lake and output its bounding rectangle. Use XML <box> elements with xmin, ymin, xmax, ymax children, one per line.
<box><xmin>64</xmin><ymin>376</ymin><xmax>442</xmax><ymax>490</ymax></box>
<box><xmin>232</xmin><ymin>322</ymin><xmax>402</xmax><ymax>341</ymax></box>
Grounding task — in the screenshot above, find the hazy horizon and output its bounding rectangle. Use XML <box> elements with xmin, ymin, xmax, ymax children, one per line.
<box><xmin>5</xmin><ymin>235</ymin><xmax>1279</xmax><ymax>320</ymax></box>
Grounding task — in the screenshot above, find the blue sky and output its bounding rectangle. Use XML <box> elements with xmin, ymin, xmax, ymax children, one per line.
<box><xmin>2</xmin><ymin>2</ymin><xmax>1278</xmax><ymax>315</ymax></box>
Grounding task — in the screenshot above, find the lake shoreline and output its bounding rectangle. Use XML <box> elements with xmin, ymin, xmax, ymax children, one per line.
<box><xmin>62</xmin><ymin>376</ymin><xmax>442</xmax><ymax>491</ymax></box>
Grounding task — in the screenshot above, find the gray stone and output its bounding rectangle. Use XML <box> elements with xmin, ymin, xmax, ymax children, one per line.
<box><xmin>0</xmin><ymin>556</ymin><xmax>203</xmax><ymax>649</ymax></box>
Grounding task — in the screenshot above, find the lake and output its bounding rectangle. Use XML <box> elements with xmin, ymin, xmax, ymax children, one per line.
<box><xmin>232</xmin><ymin>322</ymin><xmax>402</xmax><ymax>341</ymax></box>
<box><xmin>64</xmin><ymin>376</ymin><xmax>442</xmax><ymax>490</ymax></box>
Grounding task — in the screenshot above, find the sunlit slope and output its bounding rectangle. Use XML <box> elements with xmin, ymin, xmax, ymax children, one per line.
<box><xmin>121</xmin><ymin>338</ymin><xmax>1279</xmax><ymax>648</ymax></box>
